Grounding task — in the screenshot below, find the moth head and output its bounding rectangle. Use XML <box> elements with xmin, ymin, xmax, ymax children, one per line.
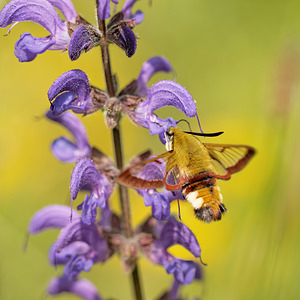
<box><xmin>165</xmin><ymin>127</ymin><xmax>175</xmax><ymax>151</ymax></box>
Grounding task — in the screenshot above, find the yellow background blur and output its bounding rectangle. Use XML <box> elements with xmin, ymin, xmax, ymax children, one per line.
<box><xmin>1</xmin><ymin>0</ymin><xmax>300</xmax><ymax>299</ymax></box>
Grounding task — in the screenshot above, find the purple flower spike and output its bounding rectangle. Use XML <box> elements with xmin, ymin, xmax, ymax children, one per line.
<box><xmin>28</xmin><ymin>205</ymin><xmax>80</xmax><ymax>234</ymax></box>
<box><xmin>122</xmin><ymin>0</ymin><xmax>145</xmax><ymax>24</ymax></box>
<box><xmin>71</xmin><ymin>158</ymin><xmax>113</xmax><ymax>224</ymax></box>
<box><xmin>48</xmin><ymin>277</ymin><xmax>103</xmax><ymax>300</ymax></box>
<box><xmin>135</xmin><ymin>80</ymin><xmax>197</xmax><ymax>135</ymax></box>
<box><xmin>136</xmin><ymin>57</ymin><xmax>173</xmax><ymax>97</ymax></box>
<box><xmin>48</xmin><ymin>69</ymin><xmax>93</xmax><ymax>116</ymax></box>
<box><xmin>46</xmin><ymin>111</ymin><xmax>91</xmax><ymax>163</ymax></box>
<box><xmin>0</xmin><ymin>0</ymin><xmax>75</xmax><ymax>62</ymax></box>
<box><xmin>98</xmin><ymin>0</ymin><xmax>119</xmax><ymax>20</ymax></box>
<box><xmin>68</xmin><ymin>26</ymin><xmax>92</xmax><ymax>61</ymax></box>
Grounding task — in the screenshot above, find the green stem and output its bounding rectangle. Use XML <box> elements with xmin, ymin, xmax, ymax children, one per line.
<box><xmin>95</xmin><ymin>3</ymin><xmax>144</xmax><ymax>300</ymax></box>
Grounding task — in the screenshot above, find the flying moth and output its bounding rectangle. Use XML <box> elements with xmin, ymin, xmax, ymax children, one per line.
<box><xmin>117</xmin><ymin>126</ymin><xmax>255</xmax><ymax>223</ymax></box>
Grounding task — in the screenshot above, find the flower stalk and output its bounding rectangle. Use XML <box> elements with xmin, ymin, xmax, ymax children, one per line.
<box><xmin>96</xmin><ymin>2</ymin><xmax>144</xmax><ymax>299</ymax></box>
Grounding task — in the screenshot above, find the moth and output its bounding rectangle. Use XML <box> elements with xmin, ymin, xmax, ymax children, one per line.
<box><xmin>117</xmin><ymin>127</ymin><xmax>255</xmax><ymax>223</ymax></box>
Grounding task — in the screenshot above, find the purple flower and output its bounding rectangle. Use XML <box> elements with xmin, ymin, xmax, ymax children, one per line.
<box><xmin>135</xmin><ymin>80</ymin><xmax>197</xmax><ymax>137</ymax></box>
<box><xmin>98</xmin><ymin>0</ymin><xmax>119</xmax><ymax>20</ymax></box>
<box><xmin>0</xmin><ymin>0</ymin><xmax>77</xmax><ymax>62</ymax></box>
<box><xmin>29</xmin><ymin>204</ymin><xmax>114</xmax><ymax>299</ymax></box>
<box><xmin>46</xmin><ymin>111</ymin><xmax>91</xmax><ymax>163</ymax></box>
<box><xmin>141</xmin><ymin>218</ymin><xmax>202</xmax><ymax>285</ymax></box>
<box><xmin>106</xmin><ymin>12</ymin><xmax>137</xmax><ymax>58</ymax></box>
<box><xmin>48</xmin><ymin>277</ymin><xmax>103</xmax><ymax>300</ymax></box>
<box><xmin>71</xmin><ymin>158</ymin><xmax>113</xmax><ymax>225</ymax></box>
<box><xmin>48</xmin><ymin>69</ymin><xmax>93</xmax><ymax>116</ymax></box>
<box><xmin>68</xmin><ymin>26</ymin><xmax>93</xmax><ymax>61</ymax></box>
<box><xmin>122</xmin><ymin>0</ymin><xmax>144</xmax><ymax>24</ymax></box>
<box><xmin>135</xmin><ymin>56</ymin><xmax>173</xmax><ymax>97</ymax></box>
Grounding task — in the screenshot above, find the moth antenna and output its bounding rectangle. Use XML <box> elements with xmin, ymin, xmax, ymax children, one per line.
<box><xmin>177</xmin><ymin>198</ymin><xmax>182</xmax><ymax>220</ymax></box>
<box><xmin>177</xmin><ymin>119</ymin><xmax>192</xmax><ymax>131</ymax></box>
<box><xmin>200</xmin><ymin>255</ymin><xmax>207</xmax><ymax>266</ymax></box>
<box><xmin>184</xmin><ymin>131</ymin><xmax>224</xmax><ymax>137</ymax></box>
<box><xmin>196</xmin><ymin>111</ymin><xmax>204</xmax><ymax>133</ymax></box>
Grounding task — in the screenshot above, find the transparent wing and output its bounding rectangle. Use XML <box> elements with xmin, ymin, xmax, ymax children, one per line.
<box><xmin>117</xmin><ymin>151</ymin><xmax>171</xmax><ymax>189</ymax></box>
<box><xmin>204</xmin><ymin>144</ymin><xmax>255</xmax><ymax>180</ymax></box>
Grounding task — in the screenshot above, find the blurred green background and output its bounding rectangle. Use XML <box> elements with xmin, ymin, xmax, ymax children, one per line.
<box><xmin>1</xmin><ymin>0</ymin><xmax>300</xmax><ymax>299</ymax></box>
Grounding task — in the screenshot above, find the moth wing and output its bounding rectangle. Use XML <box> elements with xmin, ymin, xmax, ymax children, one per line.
<box><xmin>164</xmin><ymin>165</ymin><xmax>188</xmax><ymax>190</ymax></box>
<box><xmin>204</xmin><ymin>143</ymin><xmax>255</xmax><ymax>180</ymax></box>
<box><xmin>117</xmin><ymin>151</ymin><xmax>172</xmax><ymax>189</ymax></box>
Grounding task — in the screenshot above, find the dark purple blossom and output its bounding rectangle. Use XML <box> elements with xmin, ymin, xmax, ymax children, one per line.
<box><xmin>135</xmin><ymin>80</ymin><xmax>197</xmax><ymax>137</ymax></box>
<box><xmin>68</xmin><ymin>26</ymin><xmax>93</xmax><ymax>61</ymax></box>
<box><xmin>122</xmin><ymin>0</ymin><xmax>144</xmax><ymax>24</ymax></box>
<box><xmin>71</xmin><ymin>158</ymin><xmax>113</xmax><ymax>225</ymax></box>
<box><xmin>48</xmin><ymin>69</ymin><xmax>93</xmax><ymax>116</ymax></box>
<box><xmin>46</xmin><ymin>111</ymin><xmax>91</xmax><ymax>163</ymax></box>
<box><xmin>0</xmin><ymin>0</ymin><xmax>77</xmax><ymax>62</ymax></box>
<box><xmin>106</xmin><ymin>12</ymin><xmax>137</xmax><ymax>58</ymax></box>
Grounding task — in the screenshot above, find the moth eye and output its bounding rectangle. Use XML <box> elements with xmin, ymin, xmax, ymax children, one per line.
<box><xmin>166</xmin><ymin>130</ymin><xmax>174</xmax><ymax>138</ymax></box>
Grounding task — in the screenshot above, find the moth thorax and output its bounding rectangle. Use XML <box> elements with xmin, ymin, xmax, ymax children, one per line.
<box><xmin>165</xmin><ymin>139</ymin><xmax>173</xmax><ymax>151</ymax></box>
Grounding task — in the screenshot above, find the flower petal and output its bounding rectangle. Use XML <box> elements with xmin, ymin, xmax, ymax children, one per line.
<box><xmin>119</xmin><ymin>26</ymin><xmax>137</xmax><ymax>57</ymax></box>
<box><xmin>68</xmin><ymin>26</ymin><xmax>92</xmax><ymax>61</ymax></box>
<box><xmin>14</xmin><ymin>33</ymin><xmax>55</xmax><ymax>62</ymax></box>
<box><xmin>49</xmin><ymin>241</ymin><xmax>91</xmax><ymax>266</ymax></box>
<box><xmin>54</xmin><ymin>219</ymin><xmax>111</xmax><ymax>262</ymax></box>
<box><xmin>80</xmin><ymin>194</ymin><xmax>98</xmax><ymax>225</ymax></box>
<box><xmin>48</xmin><ymin>69</ymin><xmax>93</xmax><ymax>115</ymax></box>
<box><xmin>164</xmin><ymin>259</ymin><xmax>199</xmax><ymax>285</ymax></box>
<box><xmin>136</xmin><ymin>57</ymin><xmax>173</xmax><ymax>97</ymax></box>
<box><xmin>151</xmin><ymin>192</ymin><xmax>171</xmax><ymax>220</ymax></box>
<box><xmin>48</xmin><ymin>277</ymin><xmax>103</xmax><ymax>300</ymax></box>
<box><xmin>64</xmin><ymin>254</ymin><xmax>94</xmax><ymax>280</ymax></box>
<box><xmin>122</xmin><ymin>0</ymin><xmax>144</xmax><ymax>24</ymax></box>
<box><xmin>48</xmin><ymin>0</ymin><xmax>77</xmax><ymax>23</ymax></box>
<box><xmin>98</xmin><ymin>0</ymin><xmax>119</xmax><ymax>20</ymax></box>
<box><xmin>28</xmin><ymin>205</ymin><xmax>80</xmax><ymax>234</ymax></box>
<box><xmin>135</xmin><ymin>80</ymin><xmax>197</xmax><ymax>134</ymax></box>
<box><xmin>156</xmin><ymin>219</ymin><xmax>201</xmax><ymax>258</ymax></box>
<box><xmin>46</xmin><ymin>111</ymin><xmax>91</xmax><ymax>163</ymax></box>
<box><xmin>0</xmin><ymin>0</ymin><xmax>63</xmax><ymax>34</ymax></box>
<box><xmin>70</xmin><ymin>158</ymin><xmax>111</xmax><ymax>202</ymax></box>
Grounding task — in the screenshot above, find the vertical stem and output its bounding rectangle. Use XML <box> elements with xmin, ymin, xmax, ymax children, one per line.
<box><xmin>95</xmin><ymin>3</ymin><xmax>143</xmax><ymax>300</ymax></box>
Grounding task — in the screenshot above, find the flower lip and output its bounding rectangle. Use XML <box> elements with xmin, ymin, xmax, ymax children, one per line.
<box><xmin>48</xmin><ymin>69</ymin><xmax>93</xmax><ymax>115</ymax></box>
<box><xmin>46</xmin><ymin>111</ymin><xmax>91</xmax><ymax>163</ymax></box>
